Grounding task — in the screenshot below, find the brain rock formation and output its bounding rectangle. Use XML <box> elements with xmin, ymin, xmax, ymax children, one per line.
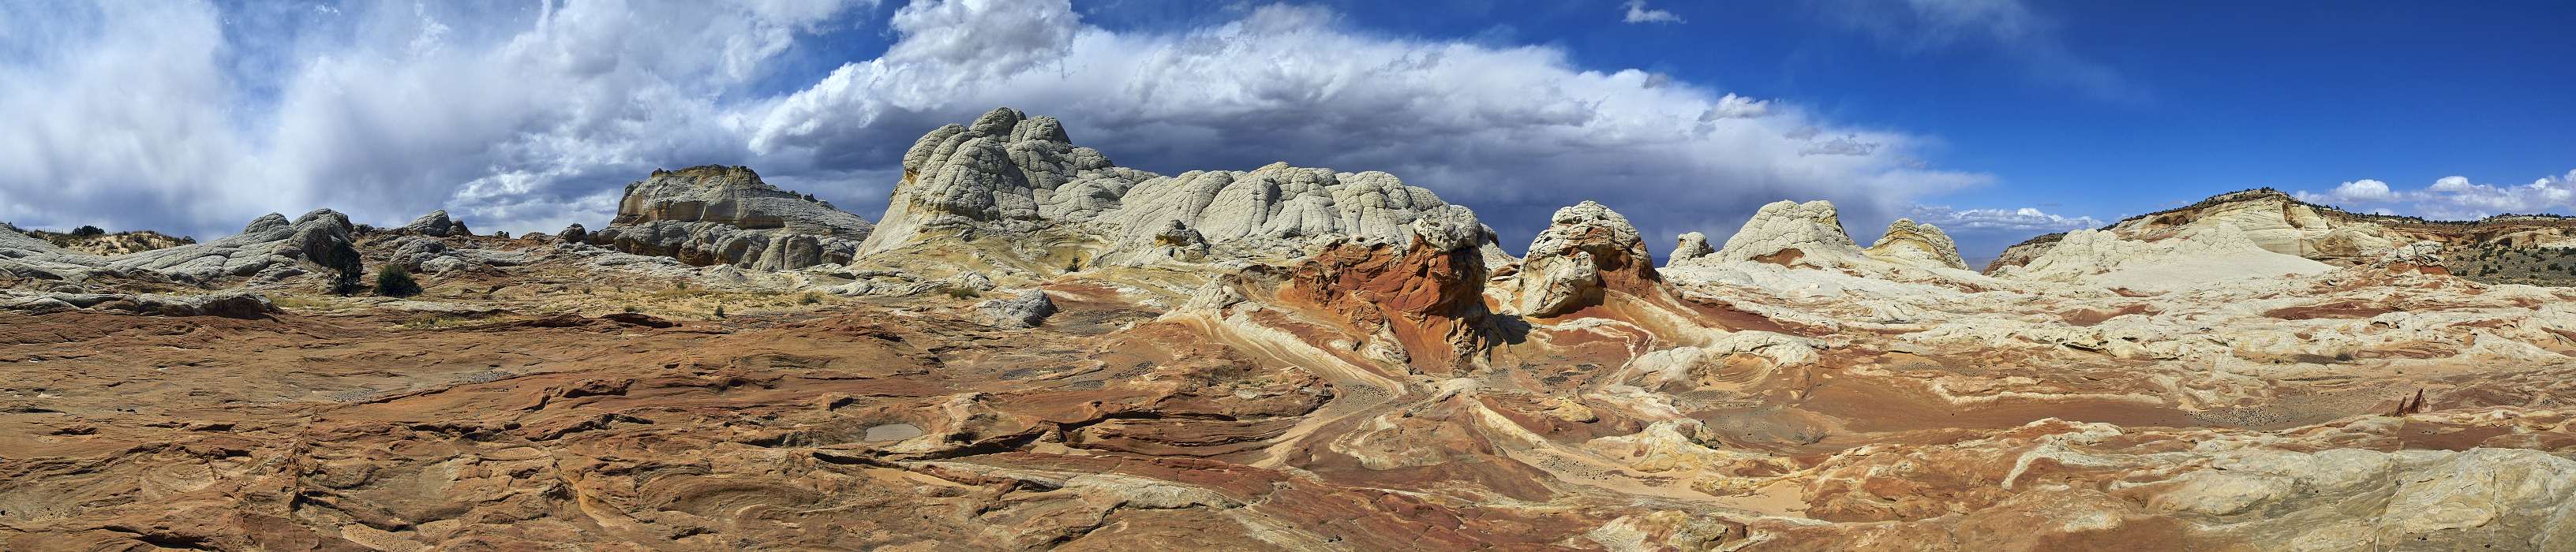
<box><xmin>1704</xmin><ymin>200</ymin><xmax>1867</xmax><ymax>268</ymax></box>
<box><xmin>1509</xmin><ymin>201</ymin><xmax>1663</xmax><ymax>317</ymax></box>
<box><xmin>1866</xmin><ymin>218</ymin><xmax>1969</xmax><ymax>270</ymax></box>
<box><xmin>859</xmin><ymin>107</ymin><xmax>1499</xmax><ymax>267</ymax></box>
<box><xmin>588</xmin><ymin>165</ymin><xmax>874</xmax><ymax>270</ymax></box>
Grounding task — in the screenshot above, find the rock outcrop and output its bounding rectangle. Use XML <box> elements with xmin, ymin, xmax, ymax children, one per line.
<box><xmin>1704</xmin><ymin>200</ymin><xmax>1868</xmax><ymax>269</ymax></box>
<box><xmin>0</xmin><ymin>289</ymin><xmax>276</xmax><ymax>318</ymax></box>
<box><xmin>1671</xmin><ymin>232</ymin><xmax>1713</xmax><ymax>263</ymax></box>
<box><xmin>1278</xmin><ymin>207</ymin><xmax>1503</xmax><ymax>371</ymax></box>
<box><xmin>1988</xmin><ymin>188</ymin><xmax>2576</xmax><ymax>273</ymax></box>
<box><xmin>859</xmin><ymin>107</ymin><xmax>1496</xmax><ymax>267</ymax></box>
<box><xmin>588</xmin><ymin>165</ymin><xmax>873</xmax><ymax>270</ymax></box>
<box><xmin>1</xmin><ymin>225</ymin><xmax>194</xmax><ymax>255</ymax></box>
<box><xmin>399</xmin><ymin>210</ymin><xmax>472</xmax><ymax>237</ymax></box>
<box><xmin>1</xmin><ymin>210</ymin><xmax>358</xmax><ymax>285</ymax></box>
<box><xmin>973</xmin><ymin>289</ymin><xmax>1058</xmax><ymax>328</ymax></box>
<box><xmin>1866</xmin><ymin>218</ymin><xmax>1968</xmax><ymax>270</ymax></box>
<box><xmin>1510</xmin><ymin>201</ymin><xmax>1663</xmax><ymax>317</ymax></box>
<box><xmin>2005</xmin><ymin>223</ymin><xmax>2334</xmax><ymax>291</ymax></box>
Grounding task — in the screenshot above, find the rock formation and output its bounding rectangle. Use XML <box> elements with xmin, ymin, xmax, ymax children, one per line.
<box><xmin>1866</xmin><ymin>218</ymin><xmax>1969</xmax><ymax>270</ymax></box>
<box><xmin>1276</xmin><ymin>206</ymin><xmax>1502</xmax><ymax>371</ymax></box>
<box><xmin>0</xmin><ymin>288</ymin><xmax>275</xmax><ymax>318</ymax></box>
<box><xmin>1988</xmin><ymin>188</ymin><xmax>2576</xmax><ymax>273</ymax></box>
<box><xmin>1703</xmin><ymin>200</ymin><xmax>1868</xmax><ymax>268</ymax></box>
<box><xmin>1508</xmin><ymin>201</ymin><xmax>1663</xmax><ymax>317</ymax></box>
<box><xmin>399</xmin><ymin>209</ymin><xmax>472</xmax><ymax>237</ymax></box>
<box><xmin>12</xmin><ymin>114</ymin><xmax>2576</xmax><ymax>551</ymax></box>
<box><xmin>0</xmin><ymin>209</ymin><xmax>358</xmax><ymax>285</ymax></box>
<box><xmin>588</xmin><ymin>165</ymin><xmax>873</xmax><ymax>270</ymax></box>
<box><xmin>973</xmin><ymin>289</ymin><xmax>1058</xmax><ymax>328</ymax></box>
<box><xmin>1671</xmin><ymin>231</ymin><xmax>1714</xmax><ymax>263</ymax></box>
<box><xmin>857</xmin><ymin>107</ymin><xmax>1497</xmax><ymax>268</ymax></box>
<box><xmin>2008</xmin><ymin>223</ymin><xmax>2333</xmax><ymax>290</ymax></box>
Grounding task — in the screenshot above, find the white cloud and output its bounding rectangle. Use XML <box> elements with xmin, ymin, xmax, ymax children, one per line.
<box><xmin>0</xmin><ymin>0</ymin><xmax>873</xmax><ymax>237</ymax></box>
<box><xmin>1907</xmin><ymin>204</ymin><xmax>2102</xmax><ymax>233</ymax></box>
<box><xmin>1623</xmin><ymin>1</ymin><xmax>1683</xmax><ymax>24</ymax></box>
<box><xmin>0</xmin><ymin>0</ymin><xmax>1987</xmax><ymax>253</ymax></box>
<box><xmin>2293</xmin><ymin>170</ymin><xmax>2576</xmax><ymax>220</ymax></box>
<box><xmin>748</xmin><ymin>0</ymin><xmax>1988</xmax><ymax>248</ymax></box>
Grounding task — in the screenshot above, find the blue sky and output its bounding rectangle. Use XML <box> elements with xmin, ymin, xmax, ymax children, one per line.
<box><xmin>2</xmin><ymin>0</ymin><xmax>2569</xmax><ymax>264</ymax></box>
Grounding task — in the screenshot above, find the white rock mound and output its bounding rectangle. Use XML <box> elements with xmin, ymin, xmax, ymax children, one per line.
<box><xmin>2005</xmin><ymin>223</ymin><xmax>2332</xmax><ymax>291</ymax></box>
<box><xmin>1703</xmin><ymin>200</ymin><xmax>1869</xmax><ymax>269</ymax></box>
<box><xmin>1670</xmin><ymin>232</ymin><xmax>1713</xmax><ymax>263</ymax></box>
<box><xmin>589</xmin><ymin>165</ymin><xmax>874</xmax><ymax>270</ymax></box>
<box><xmin>859</xmin><ymin>107</ymin><xmax>1497</xmax><ymax>265</ymax></box>
<box><xmin>1864</xmin><ymin>218</ymin><xmax>1968</xmax><ymax>270</ymax></box>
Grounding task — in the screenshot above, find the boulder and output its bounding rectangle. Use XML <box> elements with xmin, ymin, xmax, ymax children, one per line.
<box><xmin>401</xmin><ymin>210</ymin><xmax>471</xmax><ymax>237</ymax></box>
<box><xmin>974</xmin><ymin>289</ymin><xmax>1058</xmax><ymax>328</ymax></box>
<box><xmin>1672</xmin><ymin>232</ymin><xmax>1714</xmax><ymax>263</ymax></box>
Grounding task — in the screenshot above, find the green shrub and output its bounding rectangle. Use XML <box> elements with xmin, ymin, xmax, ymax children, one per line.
<box><xmin>374</xmin><ymin>265</ymin><xmax>422</xmax><ymax>297</ymax></box>
<box><xmin>713</xmin><ymin>305</ymin><xmax>727</xmax><ymax>318</ymax></box>
<box><xmin>326</xmin><ymin>241</ymin><xmax>366</xmax><ymax>296</ymax></box>
<box><xmin>799</xmin><ymin>291</ymin><xmax>823</xmax><ymax>305</ymax></box>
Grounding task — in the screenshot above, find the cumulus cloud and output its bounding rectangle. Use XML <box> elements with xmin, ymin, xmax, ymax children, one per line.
<box><xmin>0</xmin><ymin>0</ymin><xmax>871</xmax><ymax>237</ymax></box>
<box><xmin>1906</xmin><ymin>204</ymin><xmax>2102</xmax><ymax>233</ymax></box>
<box><xmin>2293</xmin><ymin>170</ymin><xmax>2576</xmax><ymax>221</ymax></box>
<box><xmin>1623</xmin><ymin>1</ymin><xmax>1683</xmax><ymax>24</ymax></box>
<box><xmin>1</xmin><ymin>0</ymin><xmax>1986</xmax><ymax>255</ymax></box>
<box><xmin>749</xmin><ymin>0</ymin><xmax>1987</xmax><ymax>249</ymax></box>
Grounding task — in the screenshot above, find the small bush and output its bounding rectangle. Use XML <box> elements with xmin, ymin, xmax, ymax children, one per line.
<box><xmin>70</xmin><ymin>225</ymin><xmax>105</xmax><ymax>237</ymax></box>
<box><xmin>623</xmin><ymin>305</ymin><xmax>640</xmax><ymax>313</ymax></box>
<box><xmin>375</xmin><ymin>265</ymin><xmax>423</xmax><ymax>297</ymax></box>
<box><xmin>713</xmin><ymin>305</ymin><xmax>727</xmax><ymax>318</ymax></box>
<box><xmin>799</xmin><ymin>291</ymin><xmax>822</xmax><ymax>305</ymax></box>
<box><xmin>327</xmin><ymin>242</ymin><xmax>366</xmax><ymax>296</ymax></box>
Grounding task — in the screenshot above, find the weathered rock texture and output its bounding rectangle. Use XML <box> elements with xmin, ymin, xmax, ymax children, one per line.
<box><xmin>1703</xmin><ymin>200</ymin><xmax>1868</xmax><ymax>268</ymax></box>
<box><xmin>0</xmin><ymin>209</ymin><xmax>357</xmax><ymax>285</ymax></box>
<box><xmin>589</xmin><ymin>165</ymin><xmax>873</xmax><ymax>270</ymax></box>
<box><xmin>858</xmin><ymin>107</ymin><xmax>1496</xmax><ymax>268</ymax></box>
<box><xmin>1276</xmin><ymin>208</ymin><xmax>1503</xmax><ymax>371</ymax></box>
<box><xmin>1509</xmin><ymin>201</ymin><xmax>1664</xmax><ymax>317</ymax></box>
<box><xmin>1866</xmin><ymin>218</ymin><xmax>1968</xmax><ymax>270</ymax></box>
<box><xmin>2</xmin><ymin>225</ymin><xmax>194</xmax><ymax>255</ymax></box>
<box><xmin>974</xmin><ymin>289</ymin><xmax>1058</xmax><ymax>328</ymax></box>
<box><xmin>399</xmin><ymin>209</ymin><xmax>472</xmax><ymax>237</ymax></box>
<box><xmin>1987</xmin><ymin>188</ymin><xmax>2576</xmax><ymax>273</ymax></box>
<box><xmin>1671</xmin><ymin>231</ymin><xmax>1714</xmax><ymax>263</ymax></box>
